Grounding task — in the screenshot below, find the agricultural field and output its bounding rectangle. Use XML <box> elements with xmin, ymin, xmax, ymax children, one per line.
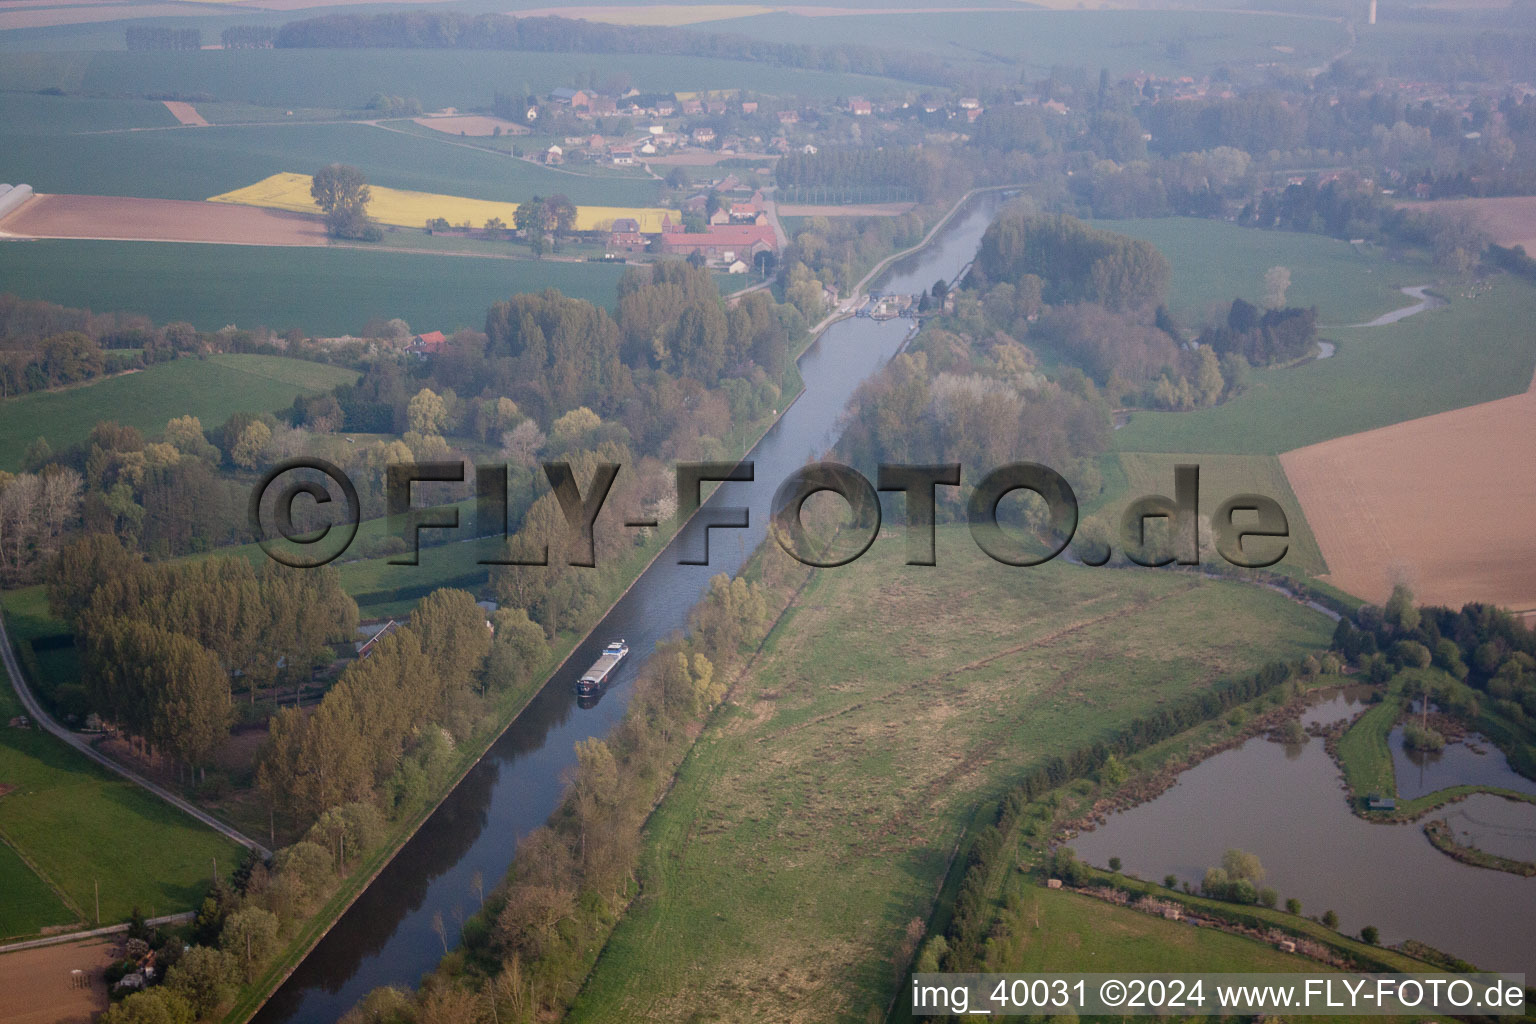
<box><xmin>1107</xmin><ymin>452</ymin><xmax>1328</xmax><ymax>577</ymax></box>
<box><xmin>0</xmin><ymin>672</ymin><xmax>243</xmax><ymax>930</ymax></box>
<box><xmin>1113</xmin><ymin>275</ymin><xmax>1536</xmax><ymax>455</ymax></box>
<box><xmin>570</xmin><ymin>527</ymin><xmax>1333</xmax><ymax>1023</ymax></box>
<box><xmin>0</xmin><ymin>48</ymin><xmax>914</xmax><ymax>110</ymax></box>
<box><xmin>0</xmin><ymin>353</ymin><xmax>357</xmax><ymax>470</ymax></box>
<box><xmin>0</xmin><ymin>90</ymin><xmax>177</xmax><ymax>133</ymax></box>
<box><xmin>1102</xmin><ymin>218</ymin><xmax>1417</xmax><ymax>327</ymax></box>
<box><xmin>211</xmin><ymin>172</ymin><xmax>675</xmax><ymax>233</ymax></box>
<box><xmin>667</xmin><ymin>8</ymin><xmax>1351</xmax><ymax>75</ymax></box>
<box><xmin>1280</xmin><ymin>381</ymin><xmax>1536</xmax><ymax>611</ymax></box>
<box><xmin>3</xmin><ymin>193</ymin><xmax>328</xmax><ymax>246</ymax></box>
<box><xmin>0</xmin><ymin>120</ymin><xmax>663</xmax><ymax>208</ymax></box>
<box><xmin>1395</xmin><ymin>195</ymin><xmax>1536</xmax><ymax>253</ymax></box>
<box><xmin>0</xmin><ymin>239</ymin><xmax>627</xmax><ymax>336</ymax></box>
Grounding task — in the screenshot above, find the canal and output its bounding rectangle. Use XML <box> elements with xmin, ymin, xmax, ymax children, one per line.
<box><xmin>253</xmin><ymin>193</ymin><xmax>1006</xmax><ymax>1023</ymax></box>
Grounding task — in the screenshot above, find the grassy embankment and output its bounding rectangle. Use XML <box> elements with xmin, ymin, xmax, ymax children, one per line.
<box><xmin>568</xmin><ymin>527</ymin><xmax>1333</xmax><ymax>1022</ymax></box>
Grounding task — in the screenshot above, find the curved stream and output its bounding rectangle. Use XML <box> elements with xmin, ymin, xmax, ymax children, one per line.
<box><xmin>252</xmin><ymin>194</ymin><xmax>1007</xmax><ymax>1024</ymax></box>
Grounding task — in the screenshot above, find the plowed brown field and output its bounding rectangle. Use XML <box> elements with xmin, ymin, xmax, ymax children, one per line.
<box><xmin>1281</xmin><ymin>375</ymin><xmax>1536</xmax><ymax>614</ymax></box>
<box><xmin>0</xmin><ymin>938</ymin><xmax>115</xmax><ymax>1024</ymax></box>
<box><xmin>0</xmin><ymin>194</ymin><xmax>327</xmax><ymax>246</ymax></box>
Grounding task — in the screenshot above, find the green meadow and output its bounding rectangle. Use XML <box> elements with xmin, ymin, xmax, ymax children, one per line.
<box><xmin>0</xmin><ymin>239</ymin><xmax>627</xmax><ymax>336</ymax></box>
<box><xmin>0</xmin><ymin>354</ymin><xmax>357</xmax><ymax>470</ymax></box>
<box><xmin>0</xmin><ymin>671</ymin><xmax>242</xmax><ymax>931</ymax></box>
<box><xmin>1101</xmin><ymin>218</ymin><xmax>1416</xmax><ymax>327</ymax></box>
<box><xmin>1114</xmin><ymin>275</ymin><xmax>1536</xmax><ymax>454</ymax></box>
<box><xmin>0</xmin><ymin>836</ymin><xmax>75</xmax><ymax>939</ymax></box>
<box><xmin>570</xmin><ymin>528</ymin><xmax>1332</xmax><ymax>1022</ymax></box>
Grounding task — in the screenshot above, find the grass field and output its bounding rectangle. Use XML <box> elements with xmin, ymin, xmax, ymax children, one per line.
<box><xmin>685</xmin><ymin>9</ymin><xmax>1349</xmax><ymax>75</ymax></box>
<box><xmin>210</xmin><ymin>172</ymin><xmax>675</xmax><ymax>233</ymax></box>
<box><xmin>0</xmin><ymin>90</ymin><xmax>177</xmax><ymax>133</ymax></box>
<box><xmin>570</xmin><ymin>528</ymin><xmax>1332</xmax><ymax>1022</ymax></box>
<box><xmin>0</xmin><ymin>354</ymin><xmax>357</xmax><ymax>471</ymax></box>
<box><xmin>0</xmin><ymin>836</ymin><xmax>76</xmax><ymax>939</ymax></box>
<box><xmin>1111</xmin><ymin>452</ymin><xmax>1329</xmax><ymax>577</ymax></box>
<box><xmin>0</xmin><ymin>239</ymin><xmax>627</xmax><ymax>336</ymax></box>
<box><xmin>1101</xmin><ymin>218</ymin><xmax>1416</xmax><ymax>327</ymax></box>
<box><xmin>995</xmin><ymin>886</ymin><xmax>1325</xmax><ymax>973</ymax></box>
<box><xmin>0</xmin><ymin>121</ymin><xmax>663</xmax><ymax>207</ymax></box>
<box><xmin>0</xmin><ymin>675</ymin><xmax>242</xmax><ymax>931</ymax></box>
<box><xmin>0</xmin><ymin>48</ymin><xmax>912</xmax><ymax>112</ymax></box>
<box><xmin>1114</xmin><ymin>275</ymin><xmax>1536</xmax><ymax>454</ymax></box>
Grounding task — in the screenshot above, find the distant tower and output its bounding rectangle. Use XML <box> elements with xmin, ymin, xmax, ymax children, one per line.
<box><xmin>1369</xmin><ymin>0</ymin><xmax>1377</xmax><ymax>24</ymax></box>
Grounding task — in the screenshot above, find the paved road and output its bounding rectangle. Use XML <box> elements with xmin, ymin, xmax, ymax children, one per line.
<box><xmin>0</xmin><ymin>612</ymin><xmax>271</xmax><ymax>859</ymax></box>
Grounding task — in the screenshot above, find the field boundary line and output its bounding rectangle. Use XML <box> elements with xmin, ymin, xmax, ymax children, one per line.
<box><xmin>0</xmin><ymin>828</ymin><xmax>85</xmax><ymax>924</ymax></box>
<box><xmin>0</xmin><ymin>911</ymin><xmax>192</xmax><ymax>957</ymax></box>
<box><xmin>0</xmin><ymin>611</ymin><xmax>271</xmax><ymax>859</ymax></box>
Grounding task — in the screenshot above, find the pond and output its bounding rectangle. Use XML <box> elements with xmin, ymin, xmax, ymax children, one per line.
<box><xmin>1071</xmin><ymin>692</ymin><xmax>1536</xmax><ymax>975</ymax></box>
<box><xmin>1391</xmin><ymin>723</ymin><xmax>1536</xmax><ymax>801</ymax></box>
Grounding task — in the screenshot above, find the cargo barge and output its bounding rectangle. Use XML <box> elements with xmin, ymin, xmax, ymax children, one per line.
<box><xmin>576</xmin><ymin>640</ymin><xmax>629</xmax><ymax>696</ymax></box>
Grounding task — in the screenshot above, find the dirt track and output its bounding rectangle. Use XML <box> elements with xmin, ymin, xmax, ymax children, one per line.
<box><xmin>0</xmin><ymin>194</ymin><xmax>328</xmax><ymax>246</ymax></box>
<box><xmin>1281</xmin><ymin>379</ymin><xmax>1536</xmax><ymax>614</ymax></box>
<box><xmin>0</xmin><ymin>938</ymin><xmax>114</xmax><ymax>1024</ymax></box>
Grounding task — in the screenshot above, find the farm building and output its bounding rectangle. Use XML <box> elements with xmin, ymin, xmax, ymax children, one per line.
<box><xmin>659</xmin><ymin>223</ymin><xmax>776</xmax><ymax>261</ymax></box>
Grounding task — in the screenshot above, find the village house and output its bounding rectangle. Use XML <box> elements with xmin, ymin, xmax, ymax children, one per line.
<box><xmin>691</xmin><ymin>126</ymin><xmax>716</xmax><ymax>145</ymax></box>
<box><xmin>543</xmin><ymin>144</ymin><xmax>563</xmax><ymax>165</ymax></box>
<box><xmin>681</xmin><ymin>98</ymin><xmax>703</xmax><ymax>115</ymax></box>
<box><xmin>958</xmin><ymin>97</ymin><xmax>980</xmax><ymax>110</ymax></box>
<box><xmin>407</xmin><ymin>330</ymin><xmax>446</xmax><ymax>358</ymax></box>
<box><xmin>848</xmin><ymin>98</ymin><xmax>873</xmax><ymax>116</ymax></box>
<box><xmin>607</xmin><ymin>220</ymin><xmax>648</xmax><ymax>252</ymax></box>
<box><xmin>741</xmin><ymin>100</ymin><xmax>758</xmax><ymax>114</ymax></box>
<box><xmin>610</xmin><ymin>145</ymin><xmax>635</xmax><ymax>166</ymax></box>
<box><xmin>776</xmin><ymin>109</ymin><xmax>799</xmax><ymax>124</ymax></box>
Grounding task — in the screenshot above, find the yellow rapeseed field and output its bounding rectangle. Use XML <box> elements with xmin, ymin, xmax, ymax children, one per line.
<box><xmin>208</xmin><ymin>173</ymin><xmax>676</xmax><ymax>233</ymax></box>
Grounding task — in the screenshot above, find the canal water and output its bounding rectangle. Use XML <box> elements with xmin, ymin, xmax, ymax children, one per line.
<box><xmin>252</xmin><ymin>194</ymin><xmax>1006</xmax><ymax>1024</ymax></box>
<box><xmin>1071</xmin><ymin>690</ymin><xmax>1536</xmax><ymax>975</ymax></box>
